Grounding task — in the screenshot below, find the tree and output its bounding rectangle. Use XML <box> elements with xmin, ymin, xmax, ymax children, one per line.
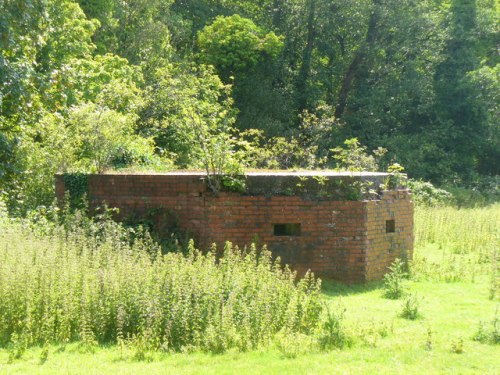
<box><xmin>334</xmin><ymin>0</ymin><xmax>380</xmax><ymax>119</ymax></box>
<box><xmin>0</xmin><ymin>0</ymin><xmax>99</xmax><ymax>208</ymax></box>
<box><xmin>195</xmin><ymin>14</ymin><xmax>290</xmax><ymax>135</ymax></box>
<box><xmin>0</xmin><ymin>0</ymin><xmax>98</xmax><ymax>132</ymax></box>
<box><xmin>77</xmin><ymin>0</ymin><xmax>174</xmax><ymax>72</ymax></box>
<box><xmin>331</xmin><ymin>138</ymin><xmax>386</xmax><ymax>171</ymax></box>
<box><xmin>69</xmin><ymin>54</ymin><xmax>144</xmax><ymax>112</ymax></box>
<box><xmin>67</xmin><ymin>103</ymin><xmax>156</xmax><ymax>173</ymax></box>
<box><xmin>197</xmin><ymin>15</ymin><xmax>283</xmax><ymax>80</ymax></box>
<box><xmin>434</xmin><ymin>0</ymin><xmax>486</xmax><ymax>181</ymax></box>
<box><xmin>327</xmin><ymin>0</ymin><xmax>447</xmax><ymax>181</ymax></box>
<box><xmin>140</xmin><ymin>63</ymin><xmax>243</xmax><ymax>191</ymax></box>
<box><xmin>0</xmin><ymin>0</ymin><xmax>160</xmax><ymax>212</ymax></box>
<box><xmin>465</xmin><ymin>65</ymin><xmax>499</xmax><ymax>176</ymax></box>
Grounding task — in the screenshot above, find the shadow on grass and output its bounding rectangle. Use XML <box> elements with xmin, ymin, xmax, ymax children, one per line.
<box><xmin>321</xmin><ymin>280</ymin><xmax>384</xmax><ymax>298</ymax></box>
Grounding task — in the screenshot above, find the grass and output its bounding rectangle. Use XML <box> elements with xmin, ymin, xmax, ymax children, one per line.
<box><xmin>1</xmin><ymin>279</ymin><xmax>498</xmax><ymax>374</ymax></box>
<box><xmin>0</xmin><ymin>204</ymin><xmax>499</xmax><ymax>373</ymax></box>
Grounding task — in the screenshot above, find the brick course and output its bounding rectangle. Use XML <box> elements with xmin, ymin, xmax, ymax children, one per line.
<box><xmin>55</xmin><ymin>172</ymin><xmax>413</xmax><ymax>283</ymax></box>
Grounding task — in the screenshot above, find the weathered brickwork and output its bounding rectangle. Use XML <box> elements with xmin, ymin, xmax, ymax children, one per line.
<box><xmin>55</xmin><ymin>172</ymin><xmax>413</xmax><ymax>283</ymax></box>
<box><xmin>365</xmin><ymin>190</ymin><xmax>414</xmax><ymax>281</ymax></box>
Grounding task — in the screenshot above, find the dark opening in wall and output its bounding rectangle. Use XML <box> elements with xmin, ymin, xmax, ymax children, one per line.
<box><xmin>386</xmin><ymin>219</ymin><xmax>396</xmax><ymax>233</ymax></box>
<box><xmin>274</xmin><ymin>223</ymin><xmax>301</xmax><ymax>236</ymax></box>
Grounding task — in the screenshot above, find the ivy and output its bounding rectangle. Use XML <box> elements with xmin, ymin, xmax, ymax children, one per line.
<box><xmin>63</xmin><ymin>173</ymin><xmax>89</xmax><ymax>209</ymax></box>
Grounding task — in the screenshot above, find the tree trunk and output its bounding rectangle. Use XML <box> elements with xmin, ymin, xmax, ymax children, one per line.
<box><xmin>296</xmin><ymin>0</ymin><xmax>316</xmax><ymax>112</ymax></box>
<box><xmin>334</xmin><ymin>0</ymin><xmax>381</xmax><ymax>119</ymax></box>
<box><xmin>272</xmin><ymin>0</ymin><xmax>284</xmax><ymax>30</ymax></box>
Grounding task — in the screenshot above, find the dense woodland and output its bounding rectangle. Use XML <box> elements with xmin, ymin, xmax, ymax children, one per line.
<box><xmin>1</xmin><ymin>0</ymin><xmax>498</xmax><ymax>212</ymax></box>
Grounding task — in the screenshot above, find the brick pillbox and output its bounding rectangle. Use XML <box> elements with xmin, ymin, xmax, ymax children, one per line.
<box><xmin>56</xmin><ymin>171</ymin><xmax>413</xmax><ymax>284</ymax></box>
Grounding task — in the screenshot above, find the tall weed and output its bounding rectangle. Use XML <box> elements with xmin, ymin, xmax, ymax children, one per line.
<box><xmin>0</xmin><ymin>212</ymin><xmax>323</xmax><ymax>353</ymax></box>
<box><xmin>399</xmin><ymin>294</ymin><xmax>421</xmax><ymax>320</ymax></box>
<box><xmin>473</xmin><ymin>307</ymin><xmax>500</xmax><ymax>345</ymax></box>
<box><xmin>412</xmin><ymin>205</ymin><xmax>499</xmax><ymax>284</ymax></box>
<box><xmin>383</xmin><ymin>259</ymin><xmax>408</xmax><ymax>299</ymax></box>
<box><xmin>317</xmin><ymin>304</ymin><xmax>352</xmax><ymax>350</ymax></box>
<box><xmin>414</xmin><ymin>205</ymin><xmax>498</xmax><ymax>256</ymax></box>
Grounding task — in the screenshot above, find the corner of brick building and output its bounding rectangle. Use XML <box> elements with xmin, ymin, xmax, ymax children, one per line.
<box><xmin>364</xmin><ymin>190</ymin><xmax>414</xmax><ymax>282</ymax></box>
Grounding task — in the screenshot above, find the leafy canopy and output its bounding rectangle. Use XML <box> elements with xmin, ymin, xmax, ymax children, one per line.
<box><xmin>197</xmin><ymin>14</ymin><xmax>283</xmax><ymax>77</ymax></box>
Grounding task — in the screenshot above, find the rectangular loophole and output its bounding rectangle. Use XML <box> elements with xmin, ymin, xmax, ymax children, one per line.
<box><xmin>274</xmin><ymin>223</ymin><xmax>301</xmax><ymax>236</ymax></box>
<box><xmin>386</xmin><ymin>219</ymin><xmax>396</xmax><ymax>233</ymax></box>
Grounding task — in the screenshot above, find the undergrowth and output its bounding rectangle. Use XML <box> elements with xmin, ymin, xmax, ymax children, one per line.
<box><xmin>473</xmin><ymin>307</ymin><xmax>500</xmax><ymax>345</ymax></box>
<box><xmin>411</xmin><ymin>204</ymin><xmax>499</xmax><ymax>289</ymax></box>
<box><xmin>0</xmin><ymin>210</ymin><xmax>323</xmax><ymax>354</ymax></box>
<box><xmin>399</xmin><ymin>294</ymin><xmax>421</xmax><ymax>320</ymax></box>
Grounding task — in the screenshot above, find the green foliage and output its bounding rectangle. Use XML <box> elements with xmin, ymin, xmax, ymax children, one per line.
<box><xmin>0</xmin><ymin>194</ymin><xmax>8</xmax><ymax>220</ymax></box>
<box><xmin>0</xmin><ymin>0</ymin><xmax>98</xmax><ymax>126</ymax></box>
<box><xmin>0</xmin><ymin>134</ymin><xmax>17</xmax><ymax>188</ymax></box>
<box><xmin>141</xmin><ymin>63</ymin><xmax>244</xmax><ymax>192</ymax></box>
<box><xmin>63</xmin><ymin>173</ymin><xmax>89</xmax><ymax>209</ymax></box>
<box><xmin>234</xmin><ymin>128</ymin><xmax>326</xmax><ymax>170</ymax></box>
<box><xmin>444</xmin><ymin>176</ymin><xmax>500</xmax><ymax>208</ymax></box>
<box><xmin>197</xmin><ymin>15</ymin><xmax>283</xmax><ymax>77</ymax></box>
<box><xmin>261</xmin><ymin>136</ymin><xmax>323</xmax><ymax>170</ymax></box>
<box><xmin>1</xmin><ymin>204</ymin><xmax>500</xmax><ymax>370</ymax></box>
<box><xmin>2</xmin><ymin>0</ymin><xmax>498</xmax><ymax>208</ymax></box>
<box><xmin>384</xmin><ymin>163</ymin><xmax>407</xmax><ymax>190</ymax></box>
<box><xmin>238</xmin><ymin>126</ymin><xmax>386</xmax><ymax>173</ymax></box>
<box><xmin>317</xmin><ymin>304</ymin><xmax>352</xmax><ymax>350</ymax></box>
<box><xmin>4</xmin><ymin>104</ymin><xmax>160</xmax><ymax>213</ymax></box>
<box><xmin>275</xmin><ymin>331</ymin><xmax>315</xmax><ymax>358</ymax></box>
<box><xmin>7</xmin><ymin>333</ymin><xmax>28</xmax><ymax>363</ymax></box>
<box><xmin>383</xmin><ymin>259</ymin><xmax>408</xmax><ymax>300</ymax></box>
<box><xmin>39</xmin><ymin>343</ymin><xmax>49</xmax><ymax>364</ymax></box>
<box><xmin>67</xmin><ymin>103</ymin><xmax>157</xmax><ymax>173</ymax></box>
<box><xmin>77</xmin><ymin>0</ymin><xmax>174</xmax><ymax>71</ymax></box>
<box><xmin>425</xmin><ymin>327</ymin><xmax>433</xmax><ymax>351</ymax></box>
<box><xmin>2</xmin><ymin>0</ymin><xmax>499</xmax><ymax>213</ymax></box>
<box><xmin>69</xmin><ymin>54</ymin><xmax>145</xmax><ymax>113</ymax></box>
<box><xmin>408</xmin><ymin>180</ymin><xmax>455</xmax><ymax>207</ymax></box>
<box><xmin>331</xmin><ymin>138</ymin><xmax>386</xmax><ymax>172</ymax></box>
<box><xmin>490</xmin><ymin>247</ymin><xmax>499</xmax><ymax>301</ymax></box>
<box><xmin>37</xmin><ymin>0</ymin><xmax>99</xmax><ymax>70</ymax></box>
<box><xmin>414</xmin><ymin>204</ymin><xmax>498</xmax><ymax>257</ymax></box>
<box><xmin>0</xmin><ymin>213</ymin><xmax>323</xmax><ymax>353</ymax></box>
<box><xmin>6</xmin><ymin>113</ymin><xmax>72</xmax><ymax>211</ymax></box>
<box><xmin>466</xmin><ymin>64</ymin><xmax>499</xmax><ymax>176</ymax></box>
<box><xmin>408</xmin><ymin>177</ymin><xmax>499</xmax><ymax>209</ymax></box>
<box><xmin>473</xmin><ymin>308</ymin><xmax>500</xmax><ymax>345</ymax></box>
<box><xmin>0</xmin><ymin>0</ymin><xmax>162</xmax><ymax>213</ymax></box>
<box><xmin>433</xmin><ymin>0</ymin><xmax>490</xmax><ymax>181</ymax></box>
<box><xmin>399</xmin><ymin>294</ymin><xmax>421</xmax><ymax>320</ymax></box>
<box><xmin>450</xmin><ymin>338</ymin><xmax>464</xmax><ymax>354</ymax></box>
<box><xmin>220</xmin><ymin>175</ymin><xmax>247</xmax><ymax>193</ymax></box>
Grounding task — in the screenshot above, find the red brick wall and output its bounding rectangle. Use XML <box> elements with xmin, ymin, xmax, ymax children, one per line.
<box><xmin>203</xmin><ymin>194</ymin><xmax>369</xmax><ymax>283</ymax></box>
<box><xmin>365</xmin><ymin>190</ymin><xmax>414</xmax><ymax>281</ymax></box>
<box><xmin>55</xmin><ymin>174</ymin><xmax>413</xmax><ymax>284</ymax></box>
<box><xmin>86</xmin><ymin>174</ymin><xmax>209</xmax><ymax>244</ymax></box>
